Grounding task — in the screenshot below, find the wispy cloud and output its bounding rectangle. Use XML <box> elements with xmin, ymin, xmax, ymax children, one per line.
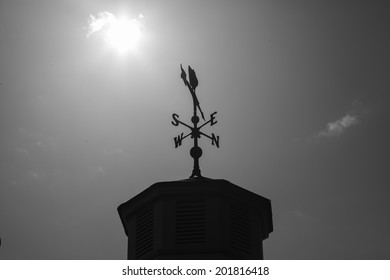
<box><xmin>86</xmin><ymin>12</ymin><xmax>116</xmax><ymax>37</ymax></box>
<box><xmin>28</xmin><ymin>170</ymin><xmax>46</xmax><ymax>180</ymax></box>
<box><xmin>318</xmin><ymin>114</ymin><xmax>359</xmax><ymax>137</ymax></box>
<box><xmin>86</xmin><ymin>12</ymin><xmax>144</xmax><ymax>37</ymax></box>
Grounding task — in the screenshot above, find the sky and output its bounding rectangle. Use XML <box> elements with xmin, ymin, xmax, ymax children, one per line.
<box><xmin>0</xmin><ymin>0</ymin><xmax>390</xmax><ymax>259</ymax></box>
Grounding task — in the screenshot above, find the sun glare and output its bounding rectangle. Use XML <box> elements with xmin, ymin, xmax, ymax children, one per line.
<box><xmin>87</xmin><ymin>12</ymin><xmax>144</xmax><ymax>54</ymax></box>
<box><xmin>105</xmin><ymin>17</ymin><xmax>142</xmax><ymax>53</ymax></box>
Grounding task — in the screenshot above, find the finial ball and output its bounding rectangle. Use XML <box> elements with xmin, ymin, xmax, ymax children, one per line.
<box><xmin>191</xmin><ymin>116</ymin><xmax>200</xmax><ymax>125</ymax></box>
<box><xmin>190</xmin><ymin>146</ymin><xmax>202</xmax><ymax>159</ymax></box>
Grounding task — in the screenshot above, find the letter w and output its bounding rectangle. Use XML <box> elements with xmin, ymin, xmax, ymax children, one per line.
<box><xmin>174</xmin><ymin>133</ymin><xmax>184</xmax><ymax>148</ymax></box>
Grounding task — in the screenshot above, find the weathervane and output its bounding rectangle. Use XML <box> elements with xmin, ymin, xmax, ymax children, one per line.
<box><xmin>171</xmin><ymin>64</ymin><xmax>220</xmax><ymax>178</ymax></box>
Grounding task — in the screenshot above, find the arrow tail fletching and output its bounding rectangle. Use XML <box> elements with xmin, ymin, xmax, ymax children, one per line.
<box><xmin>188</xmin><ymin>66</ymin><xmax>198</xmax><ymax>90</ymax></box>
<box><xmin>180</xmin><ymin>64</ymin><xmax>188</xmax><ymax>86</ymax></box>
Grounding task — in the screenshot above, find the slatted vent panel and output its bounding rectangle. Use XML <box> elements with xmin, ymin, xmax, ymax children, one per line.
<box><xmin>176</xmin><ymin>200</ymin><xmax>206</xmax><ymax>244</ymax></box>
<box><xmin>135</xmin><ymin>208</ymin><xmax>153</xmax><ymax>259</ymax></box>
<box><xmin>230</xmin><ymin>205</ymin><xmax>252</xmax><ymax>255</ymax></box>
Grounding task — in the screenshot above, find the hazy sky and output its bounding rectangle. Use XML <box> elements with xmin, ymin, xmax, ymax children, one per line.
<box><xmin>1</xmin><ymin>0</ymin><xmax>390</xmax><ymax>259</ymax></box>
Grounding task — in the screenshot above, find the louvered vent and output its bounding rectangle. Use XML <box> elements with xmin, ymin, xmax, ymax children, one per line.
<box><xmin>230</xmin><ymin>205</ymin><xmax>252</xmax><ymax>255</ymax></box>
<box><xmin>135</xmin><ymin>208</ymin><xmax>153</xmax><ymax>259</ymax></box>
<box><xmin>176</xmin><ymin>199</ymin><xmax>206</xmax><ymax>244</ymax></box>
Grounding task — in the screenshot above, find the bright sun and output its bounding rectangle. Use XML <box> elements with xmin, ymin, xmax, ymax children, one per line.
<box><xmin>87</xmin><ymin>12</ymin><xmax>144</xmax><ymax>54</ymax></box>
<box><xmin>105</xmin><ymin>17</ymin><xmax>142</xmax><ymax>53</ymax></box>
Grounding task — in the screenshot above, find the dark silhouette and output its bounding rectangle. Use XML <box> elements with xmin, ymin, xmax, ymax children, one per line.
<box><xmin>176</xmin><ymin>64</ymin><xmax>219</xmax><ymax>178</ymax></box>
<box><xmin>188</xmin><ymin>65</ymin><xmax>198</xmax><ymax>91</ymax></box>
<box><xmin>117</xmin><ymin>65</ymin><xmax>273</xmax><ymax>260</ymax></box>
<box><xmin>180</xmin><ymin>64</ymin><xmax>205</xmax><ymax>120</ymax></box>
<box><xmin>118</xmin><ymin>178</ymin><xmax>273</xmax><ymax>259</ymax></box>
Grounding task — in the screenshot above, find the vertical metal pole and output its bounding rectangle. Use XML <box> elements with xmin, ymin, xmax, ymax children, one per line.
<box><xmin>190</xmin><ymin>89</ymin><xmax>202</xmax><ymax>178</ymax></box>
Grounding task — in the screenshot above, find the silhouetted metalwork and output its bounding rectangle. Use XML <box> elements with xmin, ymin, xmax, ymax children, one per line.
<box><xmin>118</xmin><ymin>178</ymin><xmax>273</xmax><ymax>259</ymax></box>
<box><xmin>118</xmin><ymin>65</ymin><xmax>273</xmax><ymax>260</ymax></box>
<box><xmin>173</xmin><ymin>64</ymin><xmax>220</xmax><ymax>178</ymax></box>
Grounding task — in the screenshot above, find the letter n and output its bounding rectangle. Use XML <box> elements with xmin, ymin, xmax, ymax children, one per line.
<box><xmin>211</xmin><ymin>133</ymin><xmax>220</xmax><ymax>148</ymax></box>
<box><xmin>174</xmin><ymin>133</ymin><xmax>184</xmax><ymax>148</ymax></box>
